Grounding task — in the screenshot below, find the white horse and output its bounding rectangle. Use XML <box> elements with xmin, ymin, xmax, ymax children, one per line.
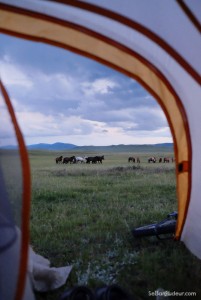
<box><xmin>75</xmin><ymin>156</ymin><xmax>86</xmax><ymax>163</ymax></box>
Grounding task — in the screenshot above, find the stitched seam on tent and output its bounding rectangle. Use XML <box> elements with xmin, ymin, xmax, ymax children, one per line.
<box><xmin>176</xmin><ymin>0</ymin><xmax>201</xmax><ymax>34</ymax></box>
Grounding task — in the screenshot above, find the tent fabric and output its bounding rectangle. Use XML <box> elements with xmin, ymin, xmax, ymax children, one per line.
<box><xmin>1</xmin><ymin>81</ymin><xmax>73</xmax><ymax>298</ymax></box>
<box><xmin>0</xmin><ymin>81</ymin><xmax>34</xmax><ymax>300</ymax></box>
<box><xmin>0</xmin><ymin>0</ymin><xmax>193</xmax><ymax>238</ymax></box>
<box><xmin>0</xmin><ymin>1</ymin><xmax>200</xmax><ymax>299</ymax></box>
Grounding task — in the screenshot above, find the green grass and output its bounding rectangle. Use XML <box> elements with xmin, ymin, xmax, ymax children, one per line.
<box><xmin>28</xmin><ymin>150</ymin><xmax>201</xmax><ymax>299</ymax></box>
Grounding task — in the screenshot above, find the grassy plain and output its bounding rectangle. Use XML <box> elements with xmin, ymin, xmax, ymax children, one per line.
<box><xmin>29</xmin><ymin>150</ymin><xmax>201</xmax><ymax>300</ymax></box>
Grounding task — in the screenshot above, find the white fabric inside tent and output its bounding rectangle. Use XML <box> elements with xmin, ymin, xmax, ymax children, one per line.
<box><xmin>0</xmin><ymin>1</ymin><xmax>200</xmax><ymax>299</ymax></box>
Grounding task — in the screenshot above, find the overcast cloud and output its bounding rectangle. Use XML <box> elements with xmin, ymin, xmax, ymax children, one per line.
<box><xmin>0</xmin><ymin>34</ymin><xmax>172</xmax><ymax>146</ymax></box>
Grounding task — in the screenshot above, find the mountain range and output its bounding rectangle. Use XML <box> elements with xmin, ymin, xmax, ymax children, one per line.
<box><xmin>1</xmin><ymin>142</ymin><xmax>174</xmax><ymax>152</ymax></box>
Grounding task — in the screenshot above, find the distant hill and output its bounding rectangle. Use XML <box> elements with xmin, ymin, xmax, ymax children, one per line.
<box><xmin>74</xmin><ymin>143</ymin><xmax>174</xmax><ymax>153</ymax></box>
<box><xmin>0</xmin><ymin>145</ymin><xmax>18</xmax><ymax>150</ymax></box>
<box><xmin>0</xmin><ymin>142</ymin><xmax>77</xmax><ymax>150</ymax></box>
<box><xmin>1</xmin><ymin>142</ymin><xmax>173</xmax><ymax>152</ymax></box>
<box><xmin>154</xmin><ymin>143</ymin><xmax>173</xmax><ymax>147</ymax></box>
<box><xmin>27</xmin><ymin>142</ymin><xmax>77</xmax><ymax>150</ymax></box>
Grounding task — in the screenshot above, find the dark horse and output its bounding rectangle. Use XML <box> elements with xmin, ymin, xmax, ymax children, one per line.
<box><xmin>55</xmin><ymin>156</ymin><xmax>63</xmax><ymax>164</ymax></box>
<box><xmin>164</xmin><ymin>157</ymin><xmax>170</xmax><ymax>163</ymax></box>
<box><xmin>96</xmin><ymin>155</ymin><xmax>104</xmax><ymax>163</ymax></box>
<box><xmin>128</xmin><ymin>157</ymin><xmax>135</xmax><ymax>163</ymax></box>
<box><xmin>63</xmin><ymin>156</ymin><xmax>76</xmax><ymax>164</ymax></box>
<box><xmin>86</xmin><ymin>156</ymin><xmax>98</xmax><ymax>164</ymax></box>
<box><xmin>148</xmin><ymin>157</ymin><xmax>156</xmax><ymax>163</ymax></box>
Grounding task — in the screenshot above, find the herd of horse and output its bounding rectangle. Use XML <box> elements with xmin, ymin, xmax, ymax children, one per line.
<box><xmin>56</xmin><ymin>155</ymin><xmax>174</xmax><ymax>165</ymax></box>
<box><xmin>55</xmin><ymin>155</ymin><xmax>105</xmax><ymax>164</ymax></box>
<box><xmin>128</xmin><ymin>156</ymin><xmax>174</xmax><ymax>163</ymax></box>
<box><xmin>148</xmin><ymin>156</ymin><xmax>174</xmax><ymax>163</ymax></box>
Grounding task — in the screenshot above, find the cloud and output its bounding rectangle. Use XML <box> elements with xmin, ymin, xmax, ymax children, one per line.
<box><xmin>82</xmin><ymin>78</ymin><xmax>119</xmax><ymax>96</ymax></box>
<box><xmin>127</xmin><ymin>107</ymin><xmax>168</xmax><ymax>131</ymax></box>
<box><xmin>0</xmin><ymin>35</ymin><xmax>172</xmax><ymax>146</ymax></box>
<box><xmin>0</xmin><ymin>56</ymin><xmax>33</xmax><ymax>88</ymax></box>
<box><xmin>15</xmin><ymin>110</ymin><xmax>107</xmax><ymax>140</ymax></box>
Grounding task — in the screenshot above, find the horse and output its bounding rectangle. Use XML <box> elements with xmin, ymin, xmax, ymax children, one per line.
<box><xmin>86</xmin><ymin>156</ymin><xmax>98</xmax><ymax>164</ymax></box>
<box><xmin>63</xmin><ymin>156</ymin><xmax>76</xmax><ymax>164</ymax></box>
<box><xmin>159</xmin><ymin>158</ymin><xmax>162</xmax><ymax>163</ymax></box>
<box><xmin>137</xmin><ymin>157</ymin><xmax>140</xmax><ymax>163</ymax></box>
<box><xmin>164</xmin><ymin>157</ymin><xmax>170</xmax><ymax>163</ymax></box>
<box><xmin>95</xmin><ymin>155</ymin><xmax>104</xmax><ymax>163</ymax></box>
<box><xmin>55</xmin><ymin>156</ymin><xmax>63</xmax><ymax>164</ymax></box>
<box><xmin>128</xmin><ymin>157</ymin><xmax>135</xmax><ymax>163</ymax></box>
<box><xmin>148</xmin><ymin>157</ymin><xmax>156</xmax><ymax>163</ymax></box>
<box><xmin>75</xmin><ymin>156</ymin><xmax>86</xmax><ymax>163</ymax></box>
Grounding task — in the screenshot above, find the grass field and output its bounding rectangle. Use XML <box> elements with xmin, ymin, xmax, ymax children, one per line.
<box><xmin>28</xmin><ymin>150</ymin><xmax>201</xmax><ymax>299</ymax></box>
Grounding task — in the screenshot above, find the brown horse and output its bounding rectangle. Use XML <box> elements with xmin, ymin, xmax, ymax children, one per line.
<box><xmin>55</xmin><ymin>156</ymin><xmax>63</xmax><ymax>164</ymax></box>
<box><xmin>164</xmin><ymin>157</ymin><xmax>170</xmax><ymax>163</ymax></box>
<box><xmin>63</xmin><ymin>156</ymin><xmax>76</xmax><ymax>164</ymax></box>
<box><xmin>128</xmin><ymin>157</ymin><xmax>135</xmax><ymax>163</ymax></box>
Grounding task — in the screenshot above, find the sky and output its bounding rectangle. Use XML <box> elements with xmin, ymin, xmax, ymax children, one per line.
<box><xmin>0</xmin><ymin>33</ymin><xmax>173</xmax><ymax>147</ymax></box>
